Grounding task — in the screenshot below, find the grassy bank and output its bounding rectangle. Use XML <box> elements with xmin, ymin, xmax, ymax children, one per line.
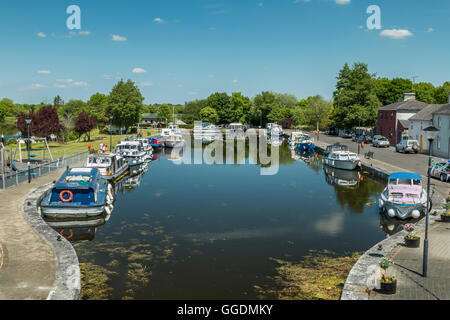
<box><xmin>4</xmin><ymin>128</ymin><xmax>159</xmax><ymax>161</ymax></box>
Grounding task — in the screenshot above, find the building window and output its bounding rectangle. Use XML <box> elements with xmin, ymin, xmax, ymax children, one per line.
<box><xmin>380</xmin><ymin>112</ymin><xmax>383</xmax><ymax>120</ymax></box>
<box><xmin>389</xmin><ymin>128</ymin><xmax>393</xmax><ymax>138</ymax></box>
<box><xmin>438</xmin><ymin>117</ymin><xmax>441</xmax><ymax>128</ymax></box>
<box><xmin>390</xmin><ymin>112</ymin><xmax>394</xmax><ymax>120</ymax></box>
<box><xmin>411</xmin><ymin>123</ymin><xmax>413</xmax><ymax>130</ymax></box>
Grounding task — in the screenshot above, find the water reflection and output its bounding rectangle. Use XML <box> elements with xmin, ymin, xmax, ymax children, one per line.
<box><xmin>379</xmin><ymin>211</ymin><xmax>424</xmax><ymax>236</ymax></box>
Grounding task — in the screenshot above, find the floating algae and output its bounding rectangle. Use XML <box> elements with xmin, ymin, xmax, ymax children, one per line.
<box><xmin>254</xmin><ymin>250</ymin><xmax>361</xmax><ymax>300</ymax></box>
<box><xmin>80</xmin><ymin>262</ymin><xmax>118</xmax><ymax>300</ymax></box>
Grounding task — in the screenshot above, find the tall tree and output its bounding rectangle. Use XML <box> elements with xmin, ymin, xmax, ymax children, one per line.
<box><xmin>53</xmin><ymin>95</ymin><xmax>64</xmax><ymax>107</ymax></box>
<box><xmin>230</xmin><ymin>92</ymin><xmax>251</xmax><ymax>123</ymax></box>
<box><xmin>199</xmin><ymin>107</ymin><xmax>219</xmax><ymax>124</ymax></box>
<box><xmin>107</xmin><ymin>79</ymin><xmax>144</xmax><ymax>131</ymax></box>
<box><xmin>87</xmin><ymin>92</ymin><xmax>108</xmax><ymax>126</ymax></box>
<box><xmin>413</xmin><ymin>82</ymin><xmax>436</xmax><ymax>104</ymax></box>
<box><xmin>331</xmin><ymin>62</ymin><xmax>381</xmax><ymax>128</ymax></box>
<box><xmin>434</xmin><ymin>81</ymin><xmax>450</xmax><ymax>104</ymax></box>
<box><xmin>250</xmin><ymin>91</ymin><xmax>276</xmax><ymax>126</ymax></box>
<box><xmin>182</xmin><ymin>99</ymin><xmax>207</xmax><ymax>124</ymax></box>
<box><xmin>206</xmin><ymin>92</ymin><xmax>232</xmax><ymax>124</ymax></box>
<box><xmin>156</xmin><ymin>104</ymin><xmax>173</xmax><ymax>124</ymax></box>
<box><xmin>34</xmin><ymin>106</ymin><xmax>64</xmax><ymax>138</ymax></box>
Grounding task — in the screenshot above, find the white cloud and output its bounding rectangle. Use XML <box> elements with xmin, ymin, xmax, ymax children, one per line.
<box><xmin>103</xmin><ymin>74</ymin><xmax>113</xmax><ymax>80</ymax></box>
<box><xmin>140</xmin><ymin>82</ymin><xmax>153</xmax><ymax>87</ymax></box>
<box><xmin>380</xmin><ymin>28</ymin><xmax>413</xmax><ymax>39</ymax></box>
<box><xmin>56</xmin><ymin>79</ymin><xmax>73</xmax><ymax>83</ymax></box>
<box><xmin>426</xmin><ymin>27</ymin><xmax>434</xmax><ymax>32</ymax></box>
<box><xmin>335</xmin><ymin>0</ymin><xmax>350</xmax><ymax>4</ymax></box>
<box><xmin>153</xmin><ymin>18</ymin><xmax>165</xmax><ymax>24</ymax></box>
<box><xmin>37</xmin><ymin>32</ymin><xmax>46</xmax><ymax>38</ymax></box>
<box><xmin>79</xmin><ymin>31</ymin><xmax>91</xmax><ymax>35</ymax></box>
<box><xmin>232</xmin><ymin>79</ymin><xmax>238</xmax><ymax>83</ymax></box>
<box><xmin>37</xmin><ymin>70</ymin><xmax>51</xmax><ymax>74</ymax></box>
<box><xmin>258</xmin><ymin>2</ymin><xmax>263</xmax><ymax>7</ymax></box>
<box><xmin>31</xmin><ymin>83</ymin><xmax>48</xmax><ymax>88</ymax></box>
<box><xmin>132</xmin><ymin>68</ymin><xmax>147</xmax><ymax>74</ymax></box>
<box><xmin>112</xmin><ymin>34</ymin><xmax>127</xmax><ymax>41</ymax></box>
<box><xmin>73</xmin><ymin>81</ymin><xmax>88</xmax><ymax>87</ymax></box>
<box><xmin>53</xmin><ymin>83</ymin><xmax>68</xmax><ymax>88</ymax></box>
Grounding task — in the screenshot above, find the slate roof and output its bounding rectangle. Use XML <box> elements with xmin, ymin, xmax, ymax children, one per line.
<box><xmin>398</xmin><ymin>120</ymin><xmax>409</xmax><ymax>129</ymax></box>
<box><xmin>409</xmin><ymin>104</ymin><xmax>446</xmax><ymax>121</ymax></box>
<box><xmin>433</xmin><ymin>104</ymin><xmax>450</xmax><ymax>115</ymax></box>
<box><xmin>378</xmin><ymin>99</ymin><xmax>429</xmax><ymax>111</ymax></box>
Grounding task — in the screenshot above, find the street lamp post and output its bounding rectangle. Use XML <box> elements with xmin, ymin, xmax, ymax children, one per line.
<box><xmin>357</xmin><ymin>115</ymin><xmax>362</xmax><ymax>155</ymax></box>
<box><xmin>423</xmin><ymin>126</ymin><xmax>440</xmax><ymax>277</ymax></box>
<box><xmin>25</xmin><ymin>118</ymin><xmax>32</xmax><ymax>183</ymax></box>
<box><xmin>109</xmin><ymin>115</ymin><xmax>113</xmax><ymax>151</ymax></box>
<box><xmin>316</xmin><ymin>113</ymin><xmax>320</xmax><ymax>141</ymax></box>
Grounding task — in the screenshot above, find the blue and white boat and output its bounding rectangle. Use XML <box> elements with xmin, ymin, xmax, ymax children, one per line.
<box><xmin>149</xmin><ymin>135</ymin><xmax>165</xmax><ymax>148</ymax></box>
<box><xmin>40</xmin><ymin>168</ymin><xmax>114</xmax><ymax>218</ymax></box>
<box><xmin>295</xmin><ymin>134</ymin><xmax>316</xmax><ymax>152</ymax></box>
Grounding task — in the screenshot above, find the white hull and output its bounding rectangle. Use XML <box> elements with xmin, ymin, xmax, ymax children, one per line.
<box><xmin>379</xmin><ymin>188</ymin><xmax>428</xmax><ymax>220</ymax></box>
<box><xmin>42</xmin><ymin>206</ymin><xmax>106</xmax><ymax>218</ymax></box>
<box><xmin>323</xmin><ymin>158</ymin><xmax>360</xmax><ymax>170</ymax></box>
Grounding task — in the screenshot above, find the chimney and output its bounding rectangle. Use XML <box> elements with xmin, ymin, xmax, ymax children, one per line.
<box><xmin>403</xmin><ymin>92</ymin><xmax>416</xmax><ymax>102</ymax></box>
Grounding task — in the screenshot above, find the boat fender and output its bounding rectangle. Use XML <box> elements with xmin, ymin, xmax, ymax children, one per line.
<box><xmin>412</xmin><ymin>210</ymin><xmax>421</xmax><ymax>219</ymax></box>
<box><xmin>60</xmin><ymin>229</ymin><xmax>74</xmax><ymax>240</ymax></box>
<box><xmin>387</xmin><ymin>208</ymin><xmax>396</xmax><ymax>218</ymax></box>
<box><xmin>105</xmin><ymin>206</ymin><xmax>111</xmax><ymax>215</ymax></box>
<box><xmin>107</xmin><ymin>191</ymin><xmax>113</xmax><ymax>199</ymax></box>
<box><xmin>60</xmin><ymin>190</ymin><xmax>73</xmax><ymax>203</ymax></box>
<box><xmin>379</xmin><ymin>199</ymin><xmax>384</xmax><ymax>208</ymax></box>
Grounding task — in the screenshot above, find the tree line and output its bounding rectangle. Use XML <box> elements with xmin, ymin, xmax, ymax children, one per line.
<box><xmin>1</xmin><ymin>62</ymin><xmax>449</xmax><ymax>140</ymax></box>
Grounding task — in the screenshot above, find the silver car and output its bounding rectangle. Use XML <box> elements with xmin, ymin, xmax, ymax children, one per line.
<box><xmin>373</xmin><ymin>135</ymin><xmax>390</xmax><ymax>148</ymax></box>
<box><xmin>396</xmin><ymin>139</ymin><xmax>419</xmax><ymax>154</ymax></box>
<box><xmin>430</xmin><ymin>161</ymin><xmax>450</xmax><ymax>182</ymax></box>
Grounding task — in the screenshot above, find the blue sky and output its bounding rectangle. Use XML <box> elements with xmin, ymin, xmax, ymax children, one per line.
<box><xmin>0</xmin><ymin>0</ymin><xmax>449</xmax><ymax>105</ymax></box>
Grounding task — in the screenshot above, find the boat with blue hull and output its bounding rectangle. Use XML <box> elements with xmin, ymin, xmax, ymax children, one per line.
<box><xmin>295</xmin><ymin>134</ymin><xmax>315</xmax><ymax>152</ymax></box>
<box><xmin>40</xmin><ymin>167</ymin><xmax>114</xmax><ymax>218</ymax></box>
<box><xmin>149</xmin><ymin>135</ymin><xmax>165</xmax><ymax>148</ymax></box>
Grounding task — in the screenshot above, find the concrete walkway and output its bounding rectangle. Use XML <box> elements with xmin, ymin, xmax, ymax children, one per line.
<box><xmin>0</xmin><ymin>167</ymin><xmax>69</xmax><ymax>299</ymax></box>
<box><xmin>371</xmin><ymin>221</ymin><xmax>450</xmax><ymax>300</ymax></box>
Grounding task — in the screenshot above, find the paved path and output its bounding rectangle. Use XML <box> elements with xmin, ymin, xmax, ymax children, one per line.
<box><xmin>0</xmin><ymin>166</ymin><xmax>70</xmax><ymax>300</ymax></box>
<box><xmin>371</xmin><ymin>221</ymin><xmax>450</xmax><ymax>300</ymax></box>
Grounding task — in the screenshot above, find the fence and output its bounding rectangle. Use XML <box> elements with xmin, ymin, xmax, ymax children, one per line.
<box><xmin>0</xmin><ymin>150</ymin><xmax>89</xmax><ymax>189</ymax></box>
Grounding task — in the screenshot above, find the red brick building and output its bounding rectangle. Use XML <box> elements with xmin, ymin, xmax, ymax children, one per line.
<box><xmin>375</xmin><ymin>93</ymin><xmax>429</xmax><ymax>145</ymax></box>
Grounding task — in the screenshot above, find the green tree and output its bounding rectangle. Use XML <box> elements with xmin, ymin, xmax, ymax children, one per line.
<box><xmin>230</xmin><ymin>92</ymin><xmax>251</xmax><ymax>123</ymax></box>
<box><xmin>434</xmin><ymin>81</ymin><xmax>450</xmax><ymax>104</ymax></box>
<box><xmin>0</xmin><ymin>98</ymin><xmax>14</xmax><ymax>116</ymax></box>
<box><xmin>0</xmin><ymin>102</ymin><xmax>9</xmax><ymax>122</ymax></box>
<box><xmin>182</xmin><ymin>99</ymin><xmax>207</xmax><ymax>124</ymax></box>
<box><xmin>199</xmin><ymin>107</ymin><xmax>219</xmax><ymax>124</ymax></box>
<box><xmin>59</xmin><ymin>99</ymin><xmax>87</xmax><ymax>119</ymax></box>
<box><xmin>156</xmin><ymin>104</ymin><xmax>173</xmax><ymax>124</ymax></box>
<box><xmin>107</xmin><ymin>79</ymin><xmax>144</xmax><ymax>131</ymax></box>
<box><xmin>374</xmin><ymin>78</ymin><xmax>413</xmax><ymax>106</ymax></box>
<box><xmin>413</xmin><ymin>82</ymin><xmax>436</xmax><ymax>104</ymax></box>
<box><xmin>53</xmin><ymin>95</ymin><xmax>64</xmax><ymax>107</ymax></box>
<box><xmin>303</xmin><ymin>95</ymin><xmax>333</xmax><ymax>129</ymax></box>
<box><xmin>206</xmin><ymin>92</ymin><xmax>232</xmax><ymax>124</ymax></box>
<box><xmin>331</xmin><ymin>62</ymin><xmax>381</xmax><ymax>128</ymax></box>
<box><xmin>250</xmin><ymin>91</ymin><xmax>276</xmax><ymax>126</ymax></box>
<box><xmin>87</xmin><ymin>92</ymin><xmax>108</xmax><ymax>125</ymax></box>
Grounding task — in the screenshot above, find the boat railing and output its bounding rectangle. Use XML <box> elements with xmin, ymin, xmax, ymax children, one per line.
<box><xmin>0</xmin><ymin>150</ymin><xmax>89</xmax><ymax>189</ymax></box>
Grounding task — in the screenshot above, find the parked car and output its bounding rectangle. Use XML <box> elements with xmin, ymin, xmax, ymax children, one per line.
<box><xmin>373</xmin><ymin>135</ymin><xmax>390</xmax><ymax>148</ymax></box>
<box><xmin>342</xmin><ymin>130</ymin><xmax>352</xmax><ymax>139</ymax></box>
<box><xmin>396</xmin><ymin>139</ymin><xmax>419</xmax><ymax>153</ymax></box>
<box><xmin>430</xmin><ymin>161</ymin><xmax>450</xmax><ymax>182</ymax></box>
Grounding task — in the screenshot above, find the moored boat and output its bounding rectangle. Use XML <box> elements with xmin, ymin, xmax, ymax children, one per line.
<box><xmin>149</xmin><ymin>135</ymin><xmax>166</xmax><ymax>148</ymax></box>
<box><xmin>165</xmin><ymin>134</ymin><xmax>185</xmax><ymax>148</ymax></box>
<box><xmin>40</xmin><ymin>167</ymin><xmax>113</xmax><ymax>218</ymax></box>
<box><xmin>86</xmin><ymin>153</ymin><xmax>129</xmax><ymax>183</ymax></box>
<box><xmin>322</xmin><ymin>144</ymin><xmax>360</xmax><ymax>171</ymax></box>
<box><xmin>379</xmin><ymin>172</ymin><xmax>429</xmax><ymax>220</ymax></box>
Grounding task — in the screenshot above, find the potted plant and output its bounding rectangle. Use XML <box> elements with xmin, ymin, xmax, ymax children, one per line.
<box><xmin>441</xmin><ymin>203</ymin><xmax>450</xmax><ymax>223</ymax></box>
<box><xmin>403</xmin><ymin>223</ymin><xmax>420</xmax><ymax>248</ymax></box>
<box><xmin>379</xmin><ymin>259</ymin><xmax>396</xmax><ymax>294</ymax></box>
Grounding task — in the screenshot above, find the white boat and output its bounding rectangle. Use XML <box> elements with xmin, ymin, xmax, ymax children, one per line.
<box><xmin>225</xmin><ymin>123</ymin><xmax>246</xmax><ymax>140</ymax></box>
<box><xmin>379</xmin><ymin>172</ymin><xmax>428</xmax><ymax>220</ymax></box>
<box><xmin>168</xmin><ymin>123</ymin><xmax>183</xmax><ymax>136</ymax></box>
<box><xmin>322</xmin><ymin>144</ymin><xmax>360</xmax><ymax>171</ymax></box>
<box><xmin>267</xmin><ymin>123</ymin><xmax>283</xmax><ymax>138</ymax></box>
<box><xmin>323</xmin><ymin>166</ymin><xmax>361</xmax><ymax>188</ymax></box>
<box><xmin>193</xmin><ymin>122</ymin><xmax>222</xmax><ymax>136</ymax></box>
<box><xmin>86</xmin><ymin>153</ymin><xmax>129</xmax><ymax>183</ymax></box>
<box><xmin>135</xmin><ymin>138</ymin><xmax>153</xmax><ymax>154</ymax></box>
<box><xmin>165</xmin><ymin>134</ymin><xmax>185</xmax><ymax>148</ymax></box>
<box><xmin>115</xmin><ymin>141</ymin><xmax>148</xmax><ymax>167</ymax></box>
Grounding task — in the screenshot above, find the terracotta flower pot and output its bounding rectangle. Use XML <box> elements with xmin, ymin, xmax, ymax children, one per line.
<box><xmin>404</xmin><ymin>236</ymin><xmax>420</xmax><ymax>248</ymax></box>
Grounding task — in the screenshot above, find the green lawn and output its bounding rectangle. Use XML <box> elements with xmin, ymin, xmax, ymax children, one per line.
<box><xmin>4</xmin><ymin>128</ymin><xmax>159</xmax><ymax>162</ymax></box>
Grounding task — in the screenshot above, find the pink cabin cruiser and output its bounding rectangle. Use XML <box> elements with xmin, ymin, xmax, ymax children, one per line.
<box><xmin>379</xmin><ymin>172</ymin><xmax>429</xmax><ymax>220</ymax></box>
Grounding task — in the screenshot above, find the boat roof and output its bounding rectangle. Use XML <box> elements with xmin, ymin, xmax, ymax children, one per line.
<box><xmin>389</xmin><ymin>172</ymin><xmax>422</xmax><ymax>180</ymax></box>
<box><xmin>54</xmin><ymin>167</ymin><xmax>100</xmax><ymax>189</ymax></box>
<box><xmin>89</xmin><ymin>153</ymin><xmax>116</xmax><ymax>158</ymax></box>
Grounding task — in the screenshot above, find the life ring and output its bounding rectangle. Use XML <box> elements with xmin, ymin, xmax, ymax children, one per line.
<box><xmin>60</xmin><ymin>190</ymin><xmax>73</xmax><ymax>203</ymax></box>
<box><xmin>60</xmin><ymin>229</ymin><xmax>74</xmax><ymax>239</ymax></box>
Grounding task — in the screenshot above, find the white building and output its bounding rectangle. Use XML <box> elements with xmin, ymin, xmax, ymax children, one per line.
<box><xmin>408</xmin><ymin>104</ymin><xmax>445</xmax><ymax>153</ymax></box>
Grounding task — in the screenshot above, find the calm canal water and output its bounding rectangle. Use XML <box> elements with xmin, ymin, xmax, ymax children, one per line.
<box><xmin>48</xmin><ymin>139</ymin><xmax>393</xmax><ymax>300</ymax></box>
